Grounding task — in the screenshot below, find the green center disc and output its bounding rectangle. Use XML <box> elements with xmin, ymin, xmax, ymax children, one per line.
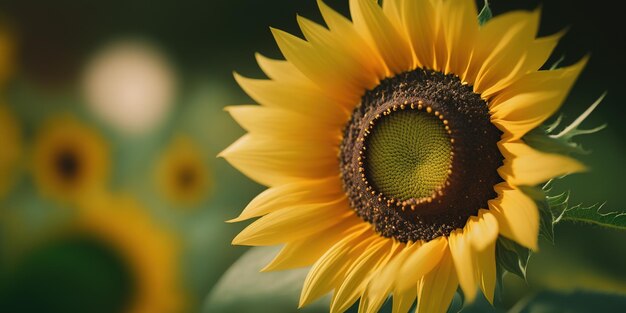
<box><xmin>364</xmin><ymin>109</ymin><xmax>452</xmax><ymax>201</ymax></box>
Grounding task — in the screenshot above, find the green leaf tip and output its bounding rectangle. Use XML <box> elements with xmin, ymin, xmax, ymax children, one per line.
<box><xmin>478</xmin><ymin>0</ymin><xmax>492</xmax><ymax>26</ymax></box>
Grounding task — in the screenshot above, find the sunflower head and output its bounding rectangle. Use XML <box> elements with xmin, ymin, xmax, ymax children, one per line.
<box><xmin>222</xmin><ymin>0</ymin><xmax>588</xmax><ymax>312</ymax></box>
<box><xmin>32</xmin><ymin>115</ymin><xmax>110</xmax><ymax>202</ymax></box>
<box><xmin>0</xmin><ymin>104</ymin><xmax>22</xmax><ymax>198</ymax></box>
<box><xmin>156</xmin><ymin>135</ymin><xmax>211</xmax><ymax>208</ymax></box>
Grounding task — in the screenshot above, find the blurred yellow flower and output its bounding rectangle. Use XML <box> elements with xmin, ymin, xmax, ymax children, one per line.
<box><xmin>0</xmin><ymin>105</ymin><xmax>21</xmax><ymax>199</ymax></box>
<box><xmin>0</xmin><ymin>193</ymin><xmax>186</xmax><ymax>313</ymax></box>
<box><xmin>74</xmin><ymin>194</ymin><xmax>186</xmax><ymax>313</ymax></box>
<box><xmin>156</xmin><ymin>136</ymin><xmax>210</xmax><ymax>207</ymax></box>
<box><xmin>0</xmin><ymin>24</ymin><xmax>15</xmax><ymax>86</ymax></box>
<box><xmin>32</xmin><ymin>115</ymin><xmax>109</xmax><ymax>202</ymax></box>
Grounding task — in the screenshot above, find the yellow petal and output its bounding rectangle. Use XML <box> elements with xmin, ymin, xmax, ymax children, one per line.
<box><xmin>468</xmin><ymin>210</ymin><xmax>499</xmax><ymax>251</ymax></box>
<box><xmin>448</xmin><ymin>228</ymin><xmax>477</xmax><ymax>302</ymax></box>
<box><xmin>489</xmin><ymin>183</ymin><xmax>539</xmax><ymax>250</ymax></box>
<box><xmin>228</xmin><ymin>176</ymin><xmax>343</xmax><ymax>223</ymax></box>
<box><xmin>297</xmin><ymin>15</ymin><xmax>380</xmax><ymax>95</ymax></box>
<box><xmin>271</xmin><ymin>27</ymin><xmax>368</xmax><ymax>103</ymax></box>
<box><xmin>416</xmin><ymin>247</ymin><xmax>458</xmax><ymax>313</ymax></box>
<box><xmin>361</xmin><ymin>241</ymin><xmax>419</xmax><ymax>313</ymax></box>
<box><xmin>382</xmin><ymin>0</ymin><xmax>403</xmax><ymax>31</ymax></box>
<box><xmin>481</xmin><ymin>29</ymin><xmax>566</xmax><ymax>99</ymax></box>
<box><xmin>232</xmin><ymin>197</ymin><xmax>352</xmax><ymax>246</ymax></box>
<box><xmin>402</xmin><ymin>0</ymin><xmax>438</xmax><ymax>69</ymax></box>
<box><xmin>233</xmin><ymin>73</ymin><xmax>349</xmax><ymax>126</ymax></box>
<box><xmin>350</xmin><ymin>0</ymin><xmax>413</xmax><ymax>74</ymax></box>
<box><xmin>330</xmin><ymin>238</ymin><xmax>392</xmax><ymax>313</ymax></box>
<box><xmin>220</xmin><ymin>134</ymin><xmax>338</xmax><ymax>187</ymax></box>
<box><xmin>225</xmin><ymin>105</ymin><xmax>341</xmax><ymax>143</ymax></box>
<box><xmin>465</xmin><ymin>9</ymin><xmax>539</xmax><ymax>91</ymax></box>
<box><xmin>449</xmin><ymin>210</ymin><xmax>498</xmax><ymax>303</ymax></box>
<box><xmin>396</xmin><ymin>236</ymin><xmax>448</xmax><ymax>291</ymax></box>
<box><xmin>300</xmin><ymin>229</ymin><xmax>375</xmax><ymax>307</ymax></box>
<box><xmin>440</xmin><ymin>0</ymin><xmax>478</xmax><ymax>76</ymax></box>
<box><xmin>317</xmin><ymin>0</ymin><xmax>388</xmax><ymax>78</ymax></box>
<box><xmin>264</xmin><ymin>217</ymin><xmax>366</xmax><ymax>271</ymax></box>
<box><xmin>391</xmin><ymin>285</ymin><xmax>416</xmax><ymax>313</ymax></box>
<box><xmin>490</xmin><ymin>57</ymin><xmax>588</xmax><ymax>140</ymax></box>
<box><xmin>498</xmin><ymin>141</ymin><xmax>587</xmax><ymax>186</ymax></box>
<box><xmin>523</xmin><ymin>29</ymin><xmax>567</xmax><ymax>75</ymax></box>
<box><xmin>475</xmin><ymin>234</ymin><xmax>497</xmax><ymax>304</ymax></box>
<box><xmin>254</xmin><ymin>53</ymin><xmax>310</xmax><ymax>85</ymax></box>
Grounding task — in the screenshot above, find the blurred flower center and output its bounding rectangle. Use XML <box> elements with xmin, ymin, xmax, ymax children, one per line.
<box><xmin>54</xmin><ymin>147</ymin><xmax>81</xmax><ymax>182</ymax></box>
<box><xmin>177</xmin><ymin>165</ymin><xmax>197</xmax><ymax>190</ymax></box>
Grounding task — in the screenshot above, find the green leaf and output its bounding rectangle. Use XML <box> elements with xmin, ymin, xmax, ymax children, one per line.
<box><xmin>523</xmin><ymin>128</ymin><xmax>589</xmax><ymax>155</ymax></box>
<box><xmin>555</xmin><ymin>203</ymin><xmax>626</xmax><ymax>231</ymax></box>
<box><xmin>524</xmin><ymin>93</ymin><xmax>606</xmax><ymax>155</ymax></box>
<box><xmin>478</xmin><ymin>0</ymin><xmax>492</xmax><ymax>26</ymax></box>
<box><xmin>496</xmin><ymin>237</ymin><xmax>531</xmax><ymax>281</ymax></box>
<box><xmin>540</xmin><ymin>180</ymin><xmax>626</xmax><ymax>231</ymax></box>
<box><xmin>203</xmin><ymin>246</ymin><xmax>329</xmax><ymax>313</ymax></box>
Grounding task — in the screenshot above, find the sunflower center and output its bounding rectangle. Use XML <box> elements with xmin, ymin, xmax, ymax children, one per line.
<box><xmin>340</xmin><ymin>68</ymin><xmax>504</xmax><ymax>242</ymax></box>
<box><xmin>55</xmin><ymin>148</ymin><xmax>81</xmax><ymax>181</ymax></box>
<box><xmin>364</xmin><ymin>109</ymin><xmax>452</xmax><ymax>202</ymax></box>
<box><xmin>177</xmin><ymin>166</ymin><xmax>197</xmax><ymax>189</ymax></box>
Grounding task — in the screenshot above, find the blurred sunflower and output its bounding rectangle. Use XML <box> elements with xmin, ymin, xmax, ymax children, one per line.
<box><xmin>32</xmin><ymin>115</ymin><xmax>109</xmax><ymax>201</ymax></box>
<box><xmin>156</xmin><ymin>136</ymin><xmax>210</xmax><ymax>207</ymax></box>
<box><xmin>0</xmin><ymin>26</ymin><xmax>18</xmax><ymax>198</ymax></box>
<box><xmin>0</xmin><ymin>105</ymin><xmax>21</xmax><ymax>198</ymax></box>
<box><xmin>222</xmin><ymin>1</ymin><xmax>587</xmax><ymax>312</ymax></box>
<box><xmin>0</xmin><ymin>24</ymin><xmax>15</xmax><ymax>86</ymax></box>
<box><xmin>0</xmin><ymin>194</ymin><xmax>185</xmax><ymax>313</ymax></box>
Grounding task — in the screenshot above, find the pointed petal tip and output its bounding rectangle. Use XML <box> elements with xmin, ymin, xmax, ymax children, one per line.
<box><xmin>216</xmin><ymin>149</ymin><xmax>228</xmax><ymax>159</ymax></box>
<box><xmin>232</xmin><ymin>71</ymin><xmax>247</xmax><ymax>87</ymax></box>
<box><xmin>259</xmin><ymin>263</ymin><xmax>275</xmax><ymax>273</ymax></box>
<box><xmin>225</xmin><ymin>216</ymin><xmax>243</xmax><ymax>223</ymax></box>
<box><xmin>530</xmin><ymin>241</ymin><xmax>539</xmax><ymax>252</ymax></box>
<box><xmin>298</xmin><ymin>293</ymin><xmax>310</xmax><ymax>309</ymax></box>
<box><xmin>231</xmin><ymin>236</ymin><xmax>243</xmax><ymax>245</ymax></box>
<box><xmin>223</xmin><ymin>105</ymin><xmax>235</xmax><ymax>112</ymax></box>
<box><xmin>231</xmin><ymin>230</ymin><xmax>254</xmax><ymax>246</ymax></box>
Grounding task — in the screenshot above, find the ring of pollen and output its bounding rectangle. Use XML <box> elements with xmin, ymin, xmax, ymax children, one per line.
<box><xmin>340</xmin><ymin>68</ymin><xmax>504</xmax><ymax>242</ymax></box>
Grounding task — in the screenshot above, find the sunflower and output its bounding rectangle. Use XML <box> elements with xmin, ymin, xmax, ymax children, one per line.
<box><xmin>221</xmin><ymin>0</ymin><xmax>587</xmax><ymax>312</ymax></box>
<box><xmin>32</xmin><ymin>115</ymin><xmax>109</xmax><ymax>202</ymax></box>
<box><xmin>0</xmin><ymin>194</ymin><xmax>185</xmax><ymax>313</ymax></box>
<box><xmin>156</xmin><ymin>135</ymin><xmax>211</xmax><ymax>207</ymax></box>
<box><xmin>0</xmin><ymin>105</ymin><xmax>21</xmax><ymax>198</ymax></box>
